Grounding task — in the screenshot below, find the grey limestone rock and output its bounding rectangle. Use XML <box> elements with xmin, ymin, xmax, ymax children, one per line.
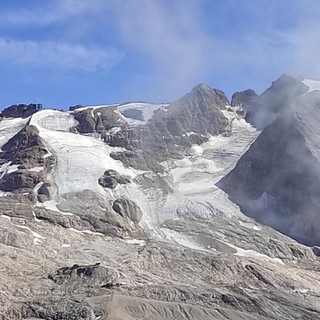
<box><xmin>48</xmin><ymin>263</ymin><xmax>118</xmax><ymax>290</ymax></box>
<box><xmin>73</xmin><ymin>106</ymin><xmax>127</xmax><ymax>134</ymax></box>
<box><xmin>231</xmin><ymin>89</ymin><xmax>258</xmax><ymax>108</ymax></box>
<box><xmin>113</xmin><ymin>197</ymin><xmax>143</xmax><ymax>223</ymax></box>
<box><xmin>0</xmin><ymin>125</ymin><xmax>54</xmax><ymax>193</ymax></box>
<box><xmin>108</xmin><ymin>84</ymin><xmax>230</xmax><ymax>172</ymax></box>
<box><xmin>37</xmin><ymin>182</ymin><xmax>55</xmax><ymax>202</ymax></box>
<box><xmin>1</xmin><ymin>103</ymin><xmax>42</xmax><ymax>119</ymax></box>
<box><xmin>98</xmin><ymin>169</ymin><xmax>131</xmax><ymax>189</ymax></box>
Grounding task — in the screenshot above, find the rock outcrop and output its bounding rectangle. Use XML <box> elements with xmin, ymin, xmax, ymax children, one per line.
<box><xmin>1</xmin><ymin>103</ymin><xmax>41</xmax><ymax>118</ymax></box>
<box><xmin>98</xmin><ymin>169</ymin><xmax>131</xmax><ymax>189</ymax></box>
<box><xmin>0</xmin><ymin>125</ymin><xmax>54</xmax><ymax>193</ymax></box>
<box><xmin>113</xmin><ymin>197</ymin><xmax>143</xmax><ymax>223</ymax></box>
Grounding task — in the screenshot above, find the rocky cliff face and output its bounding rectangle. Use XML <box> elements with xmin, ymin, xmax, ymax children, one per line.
<box><xmin>233</xmin><ymin>75</ymin><xmax>309</xmax><ymax>129</ymax></box>
<box><xmin>220</xmin><ymin>79</ymin><xmax>320</xmax><ymax>246</ymax></box>
<box><xmin>0</xmin><ymin>81</ymin><xmax>320</xmax><ymax>319</ymax></box>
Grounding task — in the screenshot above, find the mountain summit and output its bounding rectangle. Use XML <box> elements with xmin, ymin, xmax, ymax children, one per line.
<box><xmin>1</xmin><ymin>79</ymin><xmax>320</xmax><ymax>319</ymax></box>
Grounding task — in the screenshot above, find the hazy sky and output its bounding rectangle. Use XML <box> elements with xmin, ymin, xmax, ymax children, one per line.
<box><xmin>1</xmin><ymin>0</ymin><xmax>320</xmax><ymax>109</ymax></box>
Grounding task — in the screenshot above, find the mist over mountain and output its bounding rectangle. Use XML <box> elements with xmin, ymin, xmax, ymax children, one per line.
<box><xmin>1</xmin><ymin>75</ymin><xmax>320</xmax><ymax>319</ymax></box>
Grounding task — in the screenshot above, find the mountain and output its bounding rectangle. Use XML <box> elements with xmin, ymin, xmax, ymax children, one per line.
<box><xmin>0</xmin><ymin>80</ymin><xmax>320</xmax><ymax>319</ymax></box>
<box><xmin>220</xmin><ymin>76</ymin><xmax>320</xmax><ymax>246</ymax></box>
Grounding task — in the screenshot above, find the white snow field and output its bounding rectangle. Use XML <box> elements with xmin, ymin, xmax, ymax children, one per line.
<box><xmin>117</xmin><ymin>102</ymin><xmax>169</xmax><ymax>125</ymax></box>
<box><xmin>27</xmin><ymin>107</ymin><xmax>260</xmax><ymax>238</ymax></box>
<box><xmin>159</xmin><ymin>112</ymin><xmax>259</xmax><ymax>222</ymax></box>
<box><xmin>0</xmin><ymin>117</ymin><xmax>29</xmax><ymax>149</ymax></box>
<box><xmin>302</xmin><ymin>79</ymin><xmax>320</xmax><ymax>93</ymax></box>
<box><xmin>74</xmin><ymin>102</ymin><xmax>168</xmax><ymax>126</ymax></box>
<box><xmin>29</xmin><ymin>109</ymin><xmax>140</xmax><ymax>196</ymax></box>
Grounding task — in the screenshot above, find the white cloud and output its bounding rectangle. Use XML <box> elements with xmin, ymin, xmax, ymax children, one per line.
<box><xmin>106</xmin><ymin>0</ymin><xmax>215</xmax><ymax>99</ymax></box>
<box><xmin>0</xmin><ymin>38</ymin><xmax>123</xmax><ymax>72</ymax></box>
<box><xmin>3</xmin><ymin>0</ymin><xmax>320</xmax><ymax>100</ymax></box>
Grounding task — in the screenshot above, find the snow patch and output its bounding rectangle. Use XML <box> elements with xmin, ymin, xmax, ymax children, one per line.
<box><xmin>302</xmin><ymin>79</ymin><xmax>320</xmax><ymax>94</ymax></box>
<box><xmin>69</xmin><ymin>228</ymin><xmax>105</xmax><ymax>236</ymax></box>
<box><xmin>73</xmin><ymin>104</ymin><xmax>118</xmax><ymax>113</ymax></box>
<box><xmin>38</xmin><ymin>200</ymin><xmax>74</xmax><ymax>216</ymax></box>
<box><xmin>15</xmin><ymin>225</ymin><xmax>45</xmax><ymax>245</ymax></box>
<box><xmin>226</xmin><ymin>242</ymin><xmax>285</xmax><ymax>265</ymax></box>
<box><xmin>0</xmin><ymin>162</ymin><xmax>19</xmax><ymax>179</ymax></box>
<box><xmin>30</xmin><ymin>109</ymin><xmax>141</xmax><ymax>196</ymax></box>
<box><xmin>163</xmin><ymin>228</ymin><xmax>211</xmax><ymax>252</ymax></box>
<box><xmin>117</xmin><ymin>102</ymin><xmax>168</xmax><ymax>125</ymax></box>
<box><xmin>28</xmin><ymin>166</ymin><xmax>43</xmax><ymax>173</ymax></box>
<box><xmin>239</xmin><ymin>220</ymin><xmax>262</xmax><ymax>231</ymax></box>
<box><xmin>123</xmin><ymin>239</ymin><xmax>146</xmax><ymax>246</ymax></box>
<box><xmin>0</xmin><ymin>117</ymin><xmax>29</xmax><ymax>150</ymax></box>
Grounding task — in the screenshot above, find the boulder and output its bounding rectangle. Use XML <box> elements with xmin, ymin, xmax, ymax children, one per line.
<box><xmin>98</xmin><ymin>169</ymin><xmax>131</xmax><ymax>189</ymax></box>
<box><xmin>37</xmin><ymin>182</ymin><xmax>55</xmax><ymax>202</ymax></box>
<box><xmin>113</xmin><ymin>198</ymin><xmax>143</xmax><ymax>223</ymax></box>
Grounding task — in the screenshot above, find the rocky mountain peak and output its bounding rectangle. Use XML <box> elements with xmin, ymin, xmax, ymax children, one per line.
<box><xmin>231</xmin><ymin>89</ymin><xmax>257</xmax><ymax>107</ymax></box>
<box><xmin>1</xmin><ymin>77</ymin><xmax>320</xmax><ymax>319</ymax></box>
<box><xmin>189</xmin><ymin>83</ymin><xmax>229</xmax><ymax>108</ymax></box>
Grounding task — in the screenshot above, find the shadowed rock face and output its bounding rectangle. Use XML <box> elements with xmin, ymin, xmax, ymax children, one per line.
<box><xmin>74</xmin><ymin>106</ymin><xmax>127</xmax><ymax>134</ymax></box>
<box><xmin>231</xmin><ymin>89</ymin><xmax>258</xmax><ymax>107</ymax></box>
<box><xmin>239</xmin><ymin>75</ymin><xmax>309</xmax><ymax>129</ymax></box>
<box><xmin>98</xmin><ymin>169</ymin><xmax>131</xmax><ymax>189</ymax></box>
<box><xmin>220</xmin><ymin>91</ymin><xmax>320</xmax><ymax>245</ymax></box>
<box><xmin>0</xmin><ymin>125</ymin><xmax>54</xmax><ymax>193</ymax></box>
<box><xmin>113</xmin><ymin>197</ymin><xmax>143</xmax><ymax>223</ymax></box>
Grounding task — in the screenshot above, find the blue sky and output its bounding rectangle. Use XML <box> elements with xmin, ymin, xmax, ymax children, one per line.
<box><xmin>0</xmin><ymin>0</ymin><xmax>320</xmax><ymax>109</ymax></box>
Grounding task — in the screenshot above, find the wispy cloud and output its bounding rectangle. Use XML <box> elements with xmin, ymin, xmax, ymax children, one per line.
<box><xmin>105</xmin><ymin>0</ymin><xmax>215</xmax><ymax>99</ymax></box>
<box><xmin>0</xmin><ymin>38</ymin><xmax>123</xmax><ymax>72</ymax></box>
<box><xmin>2</xmin><ymin>0</ymin><xmax>320</xmax><ymax>102</ymax></box>
<box><xmin>0</xmin><ymin>0</ymin><xmax>103</xmax><ymax>27</ymax></box>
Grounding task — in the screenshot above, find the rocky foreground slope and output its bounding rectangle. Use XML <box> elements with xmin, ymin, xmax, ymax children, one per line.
<box><xmin>0</xmin><ymin>78</ymin><xmax>320</xmax><ymax>319</ymax></box>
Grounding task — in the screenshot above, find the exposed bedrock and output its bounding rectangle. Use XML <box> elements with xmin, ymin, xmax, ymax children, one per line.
<box><xmin>231</xmin><ymin>89</ymin><xmax>258</xmax><ymax>108</ymax></box>
<box><xmin>57</xmin><ymin>190</ymin><xmax>145</xmax><ymax>238</ymax></box>
<box><xmin>37</xmin><ymin>181</ymin><xmax>55</xmax><ymax>202</ymax></box>
<box><xmin>98</xmin><ymin>169</ymin><xmax>131</xmax><ymax>189</ymax></box>
<box><xmin>1</xmin><ymin>103</ymin><xmax>41</xmax><ymax>119</ymax></box>
<box><xmin>73</xmin><ymin>106</ymin><xmax>127</xmax><ymax>134</ymax></box>
<box><xmin>0</xmin><ymin>125</ymin><xmax>54</xmax><ymax>193</ymax></box>
<box><xmin>113</xmin><ymin>197</ymin><xmax>143</xmax><ymax>224</ymax></box>
<box><xmin>48</xmin><ymin>263</ymin><xmax>118</xmax><ymax>290</ymax></box>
